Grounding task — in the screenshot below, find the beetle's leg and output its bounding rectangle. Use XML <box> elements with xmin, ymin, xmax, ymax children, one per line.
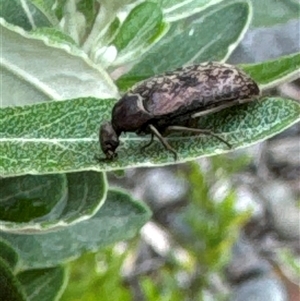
<box><xmin>166</xmin><ymin>125</ymin><xmax>232</xmax><ymax>149</ymax></box>
<box><xmin>149</xmin><ymin>124</ymin><xmax>178</xmax><ymax>160</ymax></box>
<box><xmin>140</xmin><ymin>132</ymin><xmax>154</xmax><ymax>151</ymax></box>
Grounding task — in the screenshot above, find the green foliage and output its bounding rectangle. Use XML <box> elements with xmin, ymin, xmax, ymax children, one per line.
<box><xmin>141</xmin><ymin>271</ymin><xmax>186</xmax><ymax>301</ymax></box>
<box><xmin>17</xmin><ymin>267</ymin><xmax>67</xmax><ymax>301</ymax></box>
<box><xmin>183</xmin><ymin>162</ymin><xmax>251</xmax><ymax>272</ymax></box>
<box><xmin>0</xmin><ymin>0</ymin><xmax>54</xmax><ymax>30</ymax></box>
<box><xmin>117</xmin><ymin>1</ymin><xmax>252</xmax><ymax>90</ymax></box>
<box><xmin>112</xmin><ymin>2</ymin><xmax>164</xmax><ymax>56</ymax></box>
<box><xmin>278</xmin><ymin>249</ymin><xmax>300</xmax><ymax>277</ymax></box>
<box><xmin>0</xmin><ymin>190</ymin><xmax>151</xmax><ymax>270</ymax></box>
<box><xmin>0</xmin><ymin>243</ymin><xmax>68</xmax><ymax>301</ymax></box>
<box><xmin>250</xmin><ymin>0</ymin><xmax>300</xmax><ymax>27</ymax></box>
<box><xmin>0</xmin><ymin>258</ymin><xmax>27</xmax><ymax>301</ymax></box>
<box><xmin>242</xmin><ymin>53</ymin><xmax>300</xmax><ymax>89</ymax></box>
<box><xmin>0</xmin><ymin>172</ymin><xmax>107</xmax><ymax>231</ymax></box>
<box><xmin>61</xmin><ymin>249</ymin><xmax>131</xmax><ymax>301</ymax></box>
<box><xmin>0</xmin><ymin>240</ymin><xmax>19</xmax><ymax>270</ymax></box>
<box><xmin>0</xmin><ymin>0</ymin><xmax>299</xmax><ymax>300</ymax></box>
<box><xmin>210</xmin><ymin>153</ymin><xmax>252</xmax><ymax>175</ymax></box>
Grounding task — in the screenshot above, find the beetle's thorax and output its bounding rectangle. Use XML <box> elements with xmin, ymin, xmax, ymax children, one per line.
<box><xmin>111</xmin><ymin>93</ymin><xmax>152</xmax><ymax>133</ymax></box>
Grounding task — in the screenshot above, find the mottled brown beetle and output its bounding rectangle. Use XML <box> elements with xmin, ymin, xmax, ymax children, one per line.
<box><xmin>99</xmin><ymin>62</ymin><xmax>260</xmax><ymax>160</ymax></box>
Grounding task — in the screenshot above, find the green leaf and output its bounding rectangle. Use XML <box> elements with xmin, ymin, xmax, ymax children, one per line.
<box><xmin>1</xmin><ymin>97</ymin><xmax>112</xmax><ymax>176</ymax></box>
<box><xmin>0</xmin><ymin>239</ymin><xmax>19</xmax><ymax>270</ymax></box>
<box><xmin>0</xmin><ymin>258</ymin><xmax>27</xmax><ymax>301</ymax></box>
<box><xmin>101</xmin><ymin>0</ymin><xmax>140</xmax><ymax>10</ymax></box>
<box><xmin>0</xmin><ymin>97</ymin><xmax>112</xmax><ymax>176</ymax></box>
<box><xmin>77</xmin><ymin>0</ymin><xmax>97</xmax><ymax>30</ymax></box>
<box><xmin>17</xmin><ymin>266</ymin><xmax>67</xmax><ymax>301</ymax></box>
<box><xmin>0</xmin><ymin>18</ymin><xmax>119</xmax><ymax>107</ymax></box>
<box><xmin>113</xmin><ymin>2</ymin><xmax>163</xmax><ymax>51</ymax></box>
<box><xmin>116</xmin><ymin>1</ymin><xmax>252</xmax><ymax>90</ymax></box>
<box><xmin>1</xmin><ymin>96</ymin><xmax>299</xmax><ymax>174</ymax></box>
<box><xmin>153</xmin><ymin>0</ymin><xmax>226</xmax><ymax>22</ymax></box>
<box><xmin>0</xmin><ymin>174</ymin><xmax>66</xmax><ymax>223</ymax></box>
<box><xmin>30</xmin><ymin>0</ymin><xmax>59</xmax><ymax>25</ymax></box>
<box><xmin>250</xmin><ymin>0</ymin><xmax>300</xmax><ymax>27</ymax></box>
<box><xmin>241</xmin><ymin>52</ymin><xmax>300</xmax><ymax>90</ymax></box>
<box><xmin>0</xmin><ymin>172</ymin><xmax>107</xmax><ymax>232</ymax></box>
<box><xmin>111</xmin><ymin>1</ymin><xmax>164</xmax><ymax>65</ymax></box>
<box><xmin>0</xmin><ymin>189</ymin><xmax>151</xmax><ymax>269</ymax></box>
<box><xmin>30</xmin><ymin>27</ymin><xmax>77</xmax><ymax>46</ymax></box>
<box><xmin>0</xmin><ymin>0</ymin><xmax>53</xmax><ymax>30</ymax></box>
<box><xmin>100</xmin><ymin>17</ymin><xmax>121</xmax><ymax>46</ymax></box>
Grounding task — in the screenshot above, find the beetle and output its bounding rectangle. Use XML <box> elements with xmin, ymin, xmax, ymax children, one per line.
<box><xmin>99</xmin><ymin>62</ymin><xmax>260</xmax><ymax>160</ymax></box>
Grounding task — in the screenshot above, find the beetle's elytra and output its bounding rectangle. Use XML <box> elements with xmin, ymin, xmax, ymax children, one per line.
<box><xmin>99</xmin><ymin>62</ymin><xmax>260</xmax><ymax>160</ymax></box>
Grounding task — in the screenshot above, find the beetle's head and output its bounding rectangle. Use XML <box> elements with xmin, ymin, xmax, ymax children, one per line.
<box><xmin>99</xmin><ymin>122</ymin><xmax>120</xmax><ymax>160</ymax></box>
